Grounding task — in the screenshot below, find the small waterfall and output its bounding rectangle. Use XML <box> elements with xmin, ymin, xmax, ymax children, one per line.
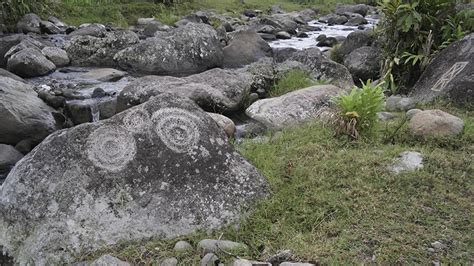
<box><xmin>91</xmin><ymin>101</ymin><xmax>100</xmax><ymax>122</ymax></box>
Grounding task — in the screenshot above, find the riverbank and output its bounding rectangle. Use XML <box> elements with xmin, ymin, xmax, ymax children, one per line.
<box><xmin>52</xmin><ymin>0</ymin><xmax>363</xmax><ymax>27</ymax></box>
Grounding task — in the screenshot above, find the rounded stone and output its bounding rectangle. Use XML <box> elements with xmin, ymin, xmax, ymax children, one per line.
<box><xmin>173</xmin><ymin>240</ymin><xmax>193</xmax><ymax>252</ymax></box>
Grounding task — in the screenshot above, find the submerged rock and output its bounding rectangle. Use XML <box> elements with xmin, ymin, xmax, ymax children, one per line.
<box><xmin>0</xmin><ymin>94</ymin><xmax>268</xmax><ymax>265</ymax></box>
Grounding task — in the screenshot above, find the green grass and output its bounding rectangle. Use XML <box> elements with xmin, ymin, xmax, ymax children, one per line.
<box><xmin>80</xmin><ymin>105</ymin><xmax>473</xmax><ymax>264</ymax></box>
<box><xmin>45</xmin><ymin>0</ymin><xmax>362</xmax><ymax>27</ymax></box>
<box><xmin>269</xmin><ymin>69</ymin><xmax>323</xmax><ymax>97</ymax></box>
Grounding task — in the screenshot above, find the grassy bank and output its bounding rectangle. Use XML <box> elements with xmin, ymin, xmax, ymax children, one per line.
<box><xmin>81</xmin><ymin>104</ymin><xmax>473</xmax><ymax>264</ymax></box>
<box><xmin>52</xmin><ymin>0</ymin><xmax>360</xmax><ymax>27</ymax></box>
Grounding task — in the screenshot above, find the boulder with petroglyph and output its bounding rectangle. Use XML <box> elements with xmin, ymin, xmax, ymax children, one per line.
<box><xmin>0</xmin><ymin>93</ymin><xmax>268</xmax><ymax>265</ymax></box>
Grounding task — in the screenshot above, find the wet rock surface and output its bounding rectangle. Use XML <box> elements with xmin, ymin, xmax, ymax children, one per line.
<box><xmin>0</xmin><ymin>94</ymin><xmax>268</xmax><ymax>265</ymax></box>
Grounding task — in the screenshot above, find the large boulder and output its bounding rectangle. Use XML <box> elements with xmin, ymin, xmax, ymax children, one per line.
<box><xmin>338</xmin><ymin>30</ymin><xmax>374</xmax><ymax>60</ymax></box>
<box><xmin>115</xmin><ymin>23</ymin><xmax>223</xmax><ymax>75</ymax></box>
<box><xmin>0</xmin><ymin>35</ymin><xmax>26</xmax><ymax>67</ymax></box>
<box><xmin>223</xmin><ymin>30</ymin><xmax>272</xmax><ymax>68</ymax></box>
<box><xmin>245</xmin><ymin>85</ymin><xmax>342</xmax><ymax>130</ymax></box>
<box><xmin>343</xmin><ymin>46</ymin><xmax>381</xmax><ymax>82</ymax></box>
<box><xmin>16</xmin><ymin>13</ymin><xmax>41</xmax><ymax>34</ymax></box>
<box><xmin>0</xmin><ymin>77</ymin><xmax>58</xmax><ymax>145</ymax></box>
<box><xmin>408</xmin><ymin>109</ymin><xmax>464</xmax><ymax>137</ymax></box>
<box><xmin>289</xmin><ymin>48</ymin><xmax>355</xmax><ymax>89</ymax></box>
<box><xmin>117</xmin><ymin>68</ymin><xmax>253</xmax><ymax>113</ymax></box>
<box><xmin>410</xmin><ymin>33</ymin><xmax>474</xmax><ymax>108</ymax></box>
<box><xmin>6</xmin><ymin>48</ymin><xmax>56</xmax><ymax>78</ymax></box>
<box><xmin>65</xmin><ymin>30</ymin><xmax>139</xmax><ymax>67</ymax></box>
<box><xmin>0</xmin><ymin>94</ymin><xmax>268</xmax><ymax>265</ymax></box>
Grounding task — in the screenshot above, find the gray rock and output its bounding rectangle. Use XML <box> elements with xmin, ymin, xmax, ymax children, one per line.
<box><xmin>406</xmin><ymin>109</ymin><xmax>422</xmax><ymax>119</ymax></box>
<box><xmin>90</xmin><ymin>254</ymin><xmax>130</xmax><ymax>266</ymax></box>
<box><xmin>343</xmin><ymin>46</ymin><xmax>381</xmax><ymax>82</ymax></box>
<box><xmin>201</xmin><ymin>253</ymin><xmax>219</xmax><ymax>266</ymax></box>
<box><xmin>431</xmin><ymin>241</ymin><xmax>447</xmax><ymax>250</ymax></box>
<box><xmin>410</xmin><ymin>33</ymin><xmax>474</xmax><ymax>107</ymax></box>
<box><xmin>390</xmin><ymin>151</ymin><xmax>423</xmax><ymax>174</ymax></box>
<box><xmin>377</xmin><ymin>112</ymin><xmax>399</xmax><ymax>121</ymax></box>
<box><xmin>115</xmin><ymin>23</ymin><xmax>222</xmax><ymax>75</ymax></box>
<box><xmin>65</xmin><ymin>30</ymin><xmax>139</xmax><ymax>67</ymax></box>
<box><xmin>98</xmin><ymin>97</ymin><xmax>117</xmax><ymax>120</ymax></box>
<box><xmin>266</xmin><ymin>250</ymin><xmax>294</xmax><ymax>264</ymax></box>
<box><xmin>7</xmin><ymin>48</ymin><xmax>56</xmax><ymax>78</ymax></box>
<box><xmin>173</xmin><ymin>240</ymin><xmax>193</xmax><ymax>252</ymax></box>
<box><xmin>0</xmin><ymin>35</ymin><xmax>27</xmax><ymax>67</ymax></box>
<box><xmin>338</xmin><ymin>30</ymin><xmax>374</xmax><ymax>60</ymax></box>
<box><xmin>198</xmin><ymin>239</ymin><xmax>248</xmax><ymax>254</ymax></box>
<box><xmin>48</xmin><ymin>16</ymin><xmax>67</xmax><ymax>28</ymax></box>
<box><xmin>65</xmin><ymin>101</ymin><xmax>98</xmax><ymax>125</ymax></box>
<box><xmin>0</xmin><ymin>144</ymin><xmax>23</xmax><ymax>174</ymax></box>
<box><xmin>16</xmin><ymin>13</ymin><xmax>41</xmax><ymax>34</ymax></box>
<box><xmin>386</xmin><ymin>96</ymin><xmax>416</xmax><ymax>112</ymax></box>
<box><xmin>409</xmin><ymin>109</ymin><xmax>464</xmax><ymax>137</ymax></box>
<box><xmin>345</xmin><ymin>15</ymin><xmax>368</xmax><ymax>26</ymax></box>
<box><xmin>273</xmin><ymin>47</ymin><xmax>298</xmax><ymax>63</ymax></box>
<box><xmin>160</xmin><ymin>257</ymin><xmax>178</xmax><ymax>266</ymax></box>
<box><xmin>0</xmin><ymin>77</ymin><xmax>57</xmax><ymax>145</ymax></box>
<box><xmin>335</xmin><ymin>4</ymin><xmax>370</xmax><ymax>17</ymax></box>
<box><xmin>0</xmin><ymin>94</ymin><xmax>268</xmax><ymax>265</ymax></box>
<box><xmin>69</xmin><ymin>23</ymin><xmax>107</xmax><ymax>37</ymax></box>
<box><xmin>142</xmin><ymin>22</ymin><xmax>171</xmax><ymax>37</ymax></box>
<box><xmin>80</xmin><ymin>68</ymin><xmax>126</xmax><ymax>82</ymax></box>
<box><xmin>327</xmin><ymin>14</ymin><xmax>348</xmax><ymax>25</ymax></box>
<box><xmin>224</xmin><ymin>29</ymin><xmax>272</xmax><ymax>68</ymax></box>
<box><xmin>0</xmin><ymin>68</ymin><xmax>24</xmax><ymax>82</ymax></box>
<box><xmin>232</xmin><ymin>259</ymin><xmax>271</xmax><ymax>266</ymax></box>
<box><xmin>289</xmin><ymin>48</ymin><xmax>355</xmax><ymax>89</ymax></box>
<box><xmin>259</xmin><ymin>33</ymin><xmax>276</xmax><ymax>41</ymax></box>
<box><xmin>276</xmin><ymin>31</ymin><xmax>291</xmax><ymax>39</ymax></box>
<box><xmin>316</xmin><ymin>36</ymin><xmax>338</xmax><ymax>47</ymax></box>
<box><xmin>117</xmin><ymin>68</ymin><xmax>253</xmax><ymax>113</ymax></box>
<box><xmin>246</xmin><ymin>85</ymin><xmax>342</xmax><ymax>130</ymax></box>
<box><xmin>207</xmin><ymin>113</ymin><xmax>236</xmax><ymax>138</ymax></box>
<box><xmin>260</xmin><ymin>15</ymin><xmax>298</xmax><ymax>34</ymax></box>
<box><xmin>40</xmin><ymin>20</ymin><xmax>62</xmax><ymax>34</ymax></box>
<box><xmin>41</xmin><ymin>47</ymin><xmax>70</xmax><ymax>67</ymax></box>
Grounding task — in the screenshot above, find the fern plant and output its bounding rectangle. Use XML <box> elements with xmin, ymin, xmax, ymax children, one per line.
<box><xmin>333</xmin><ymin>80</ymin><xmax>385</xmax><ymax>138</ymax></box>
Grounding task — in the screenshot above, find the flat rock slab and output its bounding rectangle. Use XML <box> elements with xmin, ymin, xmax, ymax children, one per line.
<box><xmin>410</xmin><ymin>33</ymin><xmax>473</xmax><ymax>108</ymax></box>
<box><xmin>246</xmin><ymin>85</ymin><xmax>342</xmax><ymax>130</ymax></box>
<box><xmin>0</xmin><ymin>94</ymin><xmax>268</xmax><ymax>265</ymax></box>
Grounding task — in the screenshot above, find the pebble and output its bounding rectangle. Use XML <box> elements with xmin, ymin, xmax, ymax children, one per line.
<box><xmin>200</xmin><ymin>253</ymin><xmax>219</xmax><ymax>266</ymax></box>
<box><xmin>173</xmin><ymin>240</ymin><xmax>193</xmax><ymax>252</ymax></box>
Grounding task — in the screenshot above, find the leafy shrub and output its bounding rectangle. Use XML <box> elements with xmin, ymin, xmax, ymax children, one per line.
<box><xmin>377</xmin><ymin>0</ymin><xmax>470</xmax><ymax>94</ymax></box>
<box><xmin>333</xmin><ymin>80</ymin><xmax>385</xmax><ymax>138</ymax></box>
<box><xmin>329</xmin><ymin>43</ymin><xmax>343</xmax><ymax>64</ymax></box>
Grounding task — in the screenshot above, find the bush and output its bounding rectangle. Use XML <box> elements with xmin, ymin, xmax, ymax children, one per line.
<box><xmin>333</xmin><ymin>80</ymin><xmax>385</xmax><ymax>138</ymax></box>
<box><xmin>377</xmin><ymin>0</ymin><xmax>471</xmax><ymax>94</ymax></box>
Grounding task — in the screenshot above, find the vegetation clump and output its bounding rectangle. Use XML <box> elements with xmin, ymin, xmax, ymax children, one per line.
<box><xmin>333</xmin><ymin>80</ymin><xmax>385</xmax><ymax>138</ymax></box>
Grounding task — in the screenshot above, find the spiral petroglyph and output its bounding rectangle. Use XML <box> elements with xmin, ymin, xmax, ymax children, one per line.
<box><xmin>86</xmin><ymin>125</ymin><xmax>137</xmax><ymax>172</ymax></box>
<box><xmin>123</xmin><ymin>108</ymin><xmax>151</xmax><ymax>133</ymax></box>
<box><xmin>152</xmin><ymin>108</ymin><xmax>201</xmax><ymax>153</ymax></box>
